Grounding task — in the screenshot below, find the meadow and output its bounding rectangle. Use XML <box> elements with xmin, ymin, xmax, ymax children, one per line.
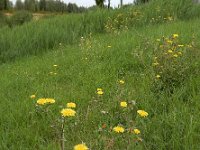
<box><xmin>0</xmin><ymin>0</ymin><xmax>200</xmax><ymax>149</ymax></box>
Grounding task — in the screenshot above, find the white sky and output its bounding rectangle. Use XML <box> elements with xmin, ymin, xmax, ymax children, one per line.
<box><xmin>11</xmin><ymin>0</ymin><xmax>134</xmax><ymax>7</ymax></box>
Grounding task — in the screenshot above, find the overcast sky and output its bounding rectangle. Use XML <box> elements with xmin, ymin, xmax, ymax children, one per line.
<box><xmin>10</xmin><ymin>0</ymin><xmax>134</xmax><ymax>7</ymax></box>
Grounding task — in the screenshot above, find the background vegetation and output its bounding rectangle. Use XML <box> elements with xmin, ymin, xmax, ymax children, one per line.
<box><xmin>0</xmin><ymin>0</ymin><xmax>200</xmax><ymax>149</ymax></box>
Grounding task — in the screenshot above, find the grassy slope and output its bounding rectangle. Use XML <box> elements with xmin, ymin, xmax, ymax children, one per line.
<box><xmin>0</xmin><ymin>19</ymin><xmax>200</xmax><ymax>149</ymax></box>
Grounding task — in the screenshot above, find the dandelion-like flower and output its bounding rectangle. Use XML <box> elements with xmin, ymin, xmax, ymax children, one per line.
<box><xmin>137</xmin><ymin>110</ymin><xmax>148</xmax><ymax>117</ymax></box>
<box><xmin>53</xmin><ymin>65</ymin><xmax>58</xmax><ymax>67</ymax></box>
<box><xmin>37</xmin><ymin>98</ymin><xmax>46</xmax><ymax>105</ymax></box>
<box><xmin>120</xmin><ymin>101</ymin><xmax>127</xmax><ymax>108</ymax></box>
<box><xmin>167</xmin><ymin>50</ymin><xmax>173</xmax><ymax>53</ymax></box>
<box><xmin>67</xmin><ymin>102</ymin><xmax>76</xmax><ymax>108</ymax></box>
<box><xmin>46</xmin><ymin>98</ymin><xmax>55</xmax><ymax>104</ymax></box>
<box><xmin>61</xmin><ymin>108</ymin><xmax>76</xmax><ymax>117</ymax></box>
<box><xmin>119</xmin><ymin>80</ymin><xmax>125</xmax><ymax>84</ymax></box>
<box><xmin>107</xmin><ymin>45</ymin><xmax>112</xmax><ymax>48</ymax></box>
<box><xmin>30</xmin><ymin>95</ymin><xmax>36</xmax><ymax>99</ymax></box>
<box><xmin>178</xmin><ymin>44</ymin><xmax>184</xmax><ymax>47</ymax></box>
<box><xmin>173</xmin><ymin>54</ymin><xmax>178</xmax><ymax>58</ymax></box>
<box><xmin>156</xmin><ymin>75</ymin><xmax>161</xmax><ymax>79</ymax></box>
<box><xmin>133</xmin><ymin>129</ymin><xmax>141</xmax><ymax>134</ymax></box>
<box><xmin>113</xmin><ymin>126</ymin><xmax>125</xmax><ymax>133</ymax></box>
<box><xmin>97</xmin><ymin>88</ymin><xmax>103</xmax><ymax>95</ymax></box>
<box><xmin>173</xmin><ymin>34</ymin><xmax>178</xmax><ymax>38</ymax></box>
<box><xmin>74</xmin><ymin>143</ymin><xmax>89</xmax><ymax>150</ymax></box>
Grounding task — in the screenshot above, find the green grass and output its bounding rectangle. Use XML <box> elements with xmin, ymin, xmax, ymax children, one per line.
<box><xmin>0</xmin><ymin>17</ymin><xmax>200</xmax><ymax>149</ymax></box>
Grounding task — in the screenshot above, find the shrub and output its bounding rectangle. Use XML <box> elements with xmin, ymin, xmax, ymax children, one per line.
<box><xmin>8</xmin><ymin>11</ymin><xmax>33</xmax><ymax>27</ymax></box>
<box><xmin>151</xmin><ymin>34</ymin><xmax>199</xmax><ymax>94</ymax></box>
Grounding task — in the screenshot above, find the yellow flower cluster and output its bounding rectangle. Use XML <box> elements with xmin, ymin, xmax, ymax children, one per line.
<box><xmin>37</xmin><ymin>98</ymin><xmax>55</xmax><ymax>105</ymax></box>
<box><xmin>67</xmin><ymin>102</ymin><xmax>76</xmax><ymax>108</ymax></box>
<box><xmin>119</xmin><ymin>80</ymin><xmax>125</xmax><ymax>84</ymax></box>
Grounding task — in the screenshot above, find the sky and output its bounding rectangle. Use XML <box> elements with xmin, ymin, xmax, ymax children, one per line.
<box><xmin>10</xmin><ymin>0</ymin><xmax>134</xmax><ymax>7</ymax></box>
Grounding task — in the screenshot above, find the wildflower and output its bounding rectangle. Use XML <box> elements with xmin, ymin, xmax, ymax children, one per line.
<box><xmin>173</xmin><ymin>54</ymin><xmax>178</xmax><ymax>58</ymax></box>
<box><xmin>53</xmin><ymin>65</ymin><xmax>58</xmax><ymax>67</ymax></box>
<box><xmin>61</xmin><ymin>108</ymin><xmax>76</xmax><ymax>117</ymax></box>
<box><xmin>156</xmin><ymin>75</ymin><xmax>161</xmax><ymax>79</ymax></box>
<box><xmin>178</xmin><ymin>44</ymin><xmax>184</xmax><ymax>47</ymax></box>
<box><xmin>152</xmin><ymin>62</ymin><xmax>159</xmax><ymax>66</ymax></box>
<box><xmin>37</xmin><ymin>98</ymin><xmax>46</xmax><ymax>105</ymax></box>
<box><xmin>46</xmin><ymin>98</ymin><xmax>55</xmax><ymax>104</ymax></box>
<box><xmin>59</xmin><ymin>43</ymin><xmax>62</xmax><ymax>46</ymax></box>
<box><xmin>119</xmin><ymin>80</ymin><xmax>125</xmax><ymax>84</ymax></box>
<box><xmin>173</xmin><ymin>34</ymin><xmax>178</xmax><ymax>38</ymax></box>
<box><xmin>178</xmin><ymin>52</ymin><xmax>182</xmax><ymax>55</ymax></box>
<box><xmin>167</xmin><ymin>40</ymin><xmax>173</xmax><ymax>44</ymax></box>
<box><xmin>74</xmin><ymin>143</ymin><xmax>89</xmax><ymax>150</ymax></box>
<box><xmin>67</xmin><ymin>102</ymin><xmax>76</xmax><ymax>108</ymax></box>
<box><xmin>54</xmin><ymin>73</ymin><xmax>57</xmax><ymax>75</ymax></box>
<box><xmin>137</xmin><ymin>110</ymin><xmax>148</xmax><ymax>117</ymax></box>
<box><xmin>168</xmin><ymin>16</ymin><xmax>173</xmax><ymax>21</ymax></box>
<box><xmin>49</xmin><ymin>72</ymin><xmax>53</xmax><ymax>74</ymax></box>
<box><xmin>167</xmin><ymin>50</ymin><xmax>173</xmax><ymax>53</ymax></box>
<box><xmin>133</xmin><ymin>129</ymin><xmax>141</xmax><ymax>135</ymax></box>
<box><xmin>120</xmin><ymin>101</ymin><xmax>127</xmax><ymax>108</ymax></box>
<box><xmin>108</xmin><ymin>45</ymin><xmax>112</xmax><ymax>48</ymax></box>
<box><xmin>97</xmin><ymin>88</ymin><xmax>103</xmax><ymax>95</ymax></box>
<box><xmin>97</xmin><ymin>90</ymin><xmax>103</xmax><ymax>95</ymax></box>
<box><xmin>113</xmin><ymin>126</ymin><xmax>125</xmax><ymax>133</ymax></box>
<box><xmin>97</xmin><ymin>88</ymin><xmax>102</xmax><ymax>91</ymax></box>
<box><xmin>30</xmin><ymin>95</ymin><xmax>36</xmax><ymax>99</ymax></box>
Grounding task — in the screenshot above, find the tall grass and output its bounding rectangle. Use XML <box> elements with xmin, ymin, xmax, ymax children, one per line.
<box><xmin>0</xmin><ymin>0</ymin><xmax>199</xmax><ymax>64</ymax></box>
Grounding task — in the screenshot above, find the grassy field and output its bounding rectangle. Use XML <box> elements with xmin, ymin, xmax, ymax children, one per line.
<box><xmin>0</xmin><ymin>0</ymin><xmax>200</xmax><ymax>150</ymax></box>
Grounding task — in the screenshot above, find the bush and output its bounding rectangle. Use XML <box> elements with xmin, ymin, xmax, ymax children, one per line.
<box><xmin>151</xmin><ymin>34</ymin><xmax>199</xmax><ymax>94</ymax></box>
<box><xmin>0</xmin><ymin>12</ymin><xmax>7</xmax><ymax>28</ymax></box>
<box><xmin>8</xmin><ymin>11</ymin><xmax>33</xmax><ymax>27</ymax></box>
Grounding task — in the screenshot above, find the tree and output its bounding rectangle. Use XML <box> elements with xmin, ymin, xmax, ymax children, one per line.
<box><xmin>39</xmin><ymin>0</ymin><xmax>46</xmax><ymax>11</ymax></box>
<box><xmin>95</xmin><ymin>0</ymin><xmax>105</xmax><ymax>8</ymax></box>
<box><xmin>134</xmin><ymin>0</ymin><xmax>149</xmax><ymax>5</ymax></box>
<box><xmin>108</xmin><ymin>0</ymin><xmax>110</xmax><ymax>9</ymax></box>
<box><xmin>15</xmin><ymin>0</ymin><xmax>24</xmax><ymax>10</ymax></box>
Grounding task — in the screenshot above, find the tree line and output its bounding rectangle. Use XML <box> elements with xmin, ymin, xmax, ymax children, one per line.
<box><xmin>0</xmin><ymin>0</ymin><xmax>86</xmax><ymax>13</ymax></box>
<box><xmin>0</xmin><ymin>0</ymin><xmax>150</xmax><ymax>13</ymax></box>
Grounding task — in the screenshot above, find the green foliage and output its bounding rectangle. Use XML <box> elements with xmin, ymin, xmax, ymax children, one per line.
<box><xmin>0</xmin><ymin>12</ymin><xmax>7</xmax><ymax>27</ymax></box>
<box><xmin>151</xmin><ymin>34</ymin><xmax>200</xmax><ymax>94</ymax></box>
<box><xmin>7</xmin><ymin>10</ymin><xmax>33</xmax><ymax>27</ymax></box>
<box><xmin>95</xmin><ymin>0</ymin><xmax>105</xmax><ymax>7</ymax></box>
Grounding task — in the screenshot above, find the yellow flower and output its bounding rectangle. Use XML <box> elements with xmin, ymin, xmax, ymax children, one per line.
<box><xmin>173</xmin><ymin>34</ymin><xmax>178</xmax><ymax>38</ymax></box>
<box><xmin>74</xmin><ymin>143</ymin><xmax>89</xmax><ymax>150</ymax></box>
<box><xmin>156</xmin><ymin>39</ymin><xmax>161</xmax><ymax>42</ymax></box>
<box><xmin>108</xmin><ymin>45</ymin><xmax>112</xmax><ymax>48</ymax></box>
<box><xmin>167</xmin><ymin>50</ymin><xmax>173</xmax><ymax>53</ymax></box>
<box><xmin>178</xmin><ymin>44</ymin><xmax>184</xmax><ymax>47</ymax></box>
<box><xmin>97</xmin><ymin>88</ymin><xmax>103</xmax><ymax>95</ymax></box>
<box><xmin>97</xmin><ymin>88</ymin><xmax>102</xmax><ymax>91</ymax></box>
<box><xmin>46</xmin><ymin>98</ymin><xmax>55</xmax><ymax>104</ymax></box>
<box><xmin>67</xmin><ymin>102</ymin><xmax>76</xmax><ymax>108</ymax></box>
<box><xmin>133</xmin><ymin>129</ymin><xmax>141</xmax><ymax>134</ymax></box>
<box><xmin>173</xmin><ymin>54</ymin><xmax>178</xmax><ymax>58</ymax></box>
<box><xmin>30</xmin><ymin>95</ymin><xmax>36</xmax><ymax>99</ymax></box>
<box><xmin>113</xmin><ymin>126</ymin><xmax>125</xmax><ymax>133</ymax></box>
<box><xmin>37</xmin><ymin>98</ymin><xmax>46</xmax><ymax>105</ymax></box>
<box><xmin>178</xmin><ymin>52</ymin><xmax>182</xmax><ymax>55</ymax></box>
<box><xmin>137</xmin><ymin>110</ymin><xmax>148</xmax><ymax>117</ymax></box>
<box><xmin>152</xmin><ymin>62</ymin><xmax>159</xmax><ymax>66</ymax></box>
<box><xmin>53</xmin><ymin>65</ymin><xmax>58</xmax><ymax>67</ymax></box>
<box><xmin>97</xmin><ymin>90</ymin><xmax>103</xmax><ymax>95</ymax></box>
<box><xmin>156</xmin><ymin>74</ymin><xmax>161</xmax><ymax>78</ymax></box>
<box><xmin>61</xmin><ymin>108</ymin><xmax>76</xmax><ymax>117</ymax></box>
<box><xmin>120</xmin><ymin>101</ymin><xmax>127</xmax><ymax>108</ymax></box>
<box><xmin>119</xmin><ymin>80</ymin><xmax>125</xmax><ymax>84</ymax></box>
<box><xmin>167</xmin><ymin>40</ymin><xmax>173</xmax><ymax>44</ymax></box>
